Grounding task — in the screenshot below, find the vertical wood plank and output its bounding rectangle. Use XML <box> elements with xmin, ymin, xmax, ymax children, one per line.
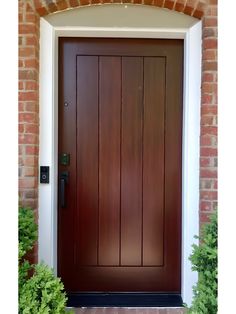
<box><xmin>77</xmin><ymin>56</ymin><xmax>98</xmax><ymax>265</ymax></box>
<box><xmin>121</xmin><ymin>57</ymin><xmax>143</xmax><ymax>266</ymax></box>
<box><xmin>99</xmin><ymin>56</ymin><xmax>121</xmax><ymax>266</ymax></box>
<box><xmin>143</xmin><ymin>57</ymin><xmax>165</xmax><ymax>266</ymax></box>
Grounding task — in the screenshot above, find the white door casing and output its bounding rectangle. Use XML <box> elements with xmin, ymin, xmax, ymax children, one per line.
<box><xmin>38</xmin><ymin>4</ymin><xmax>201</xmax><ymax>306</ymax></box>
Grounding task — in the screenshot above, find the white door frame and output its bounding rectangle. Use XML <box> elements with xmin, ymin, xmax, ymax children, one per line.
<box><xmin>38</xmin><ymin>11</ymin><xmax>201</xmax><ymax>306</ymax></box>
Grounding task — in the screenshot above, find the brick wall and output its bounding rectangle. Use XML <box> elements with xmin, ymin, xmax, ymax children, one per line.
<box><xmin>18</xmin><ymin>0</ymin><xmax>217</xmax><ymax>261</ymax></box>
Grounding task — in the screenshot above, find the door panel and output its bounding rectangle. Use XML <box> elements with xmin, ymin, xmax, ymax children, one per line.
<box><xmin>77</xmin><ymin>56</ymin><xmax>99</xmax><ymax>266</ymax></box>
<box><xmin>98</xmin><ymin>56</ymin><xmax>121</xmax><ymax>266</ymax></box>
<box><xmin>121</xmin><ymin>57</ymin><xmax>143</xmax><ymax>266</ymax></box>
<box><xmin>143</xmin><ymin>57</ymin><xmax>165</xmax><ymax>266</ymax></box>
<box><xmin>58</xmin><ymin>38</ymin><xmax>183</xmax><ymax>294</ymax></box>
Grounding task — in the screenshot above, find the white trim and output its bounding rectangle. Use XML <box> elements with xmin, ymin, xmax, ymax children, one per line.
<box><xmin>39</xmin><ymin>13</ymin><xmax>201</xmax><ymax>307</ymax></box>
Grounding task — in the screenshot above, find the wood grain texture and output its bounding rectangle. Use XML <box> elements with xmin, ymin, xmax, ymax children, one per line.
<box><xmin>58</xmin><ymin>38</ymin><xmax>183</xmax><ymax>293</ymax></box>
<box><xmin>77</xmin><ymin>56</ymin><xmax>99</xmax><ymax>266</ymax></box>
<box><xmin>143</xmin><ymin>57</ymin><xmax>165</xmax><ymax>266</ymax></box>
<box><xmin>121</xmin><ymin>57</ymin><xmax>143</xmax><ymax>266</ymax></box>
<box><xmin>98</xmin><ymin>56</ymin><xmax>121</xmax><ymax>266</ymax></box>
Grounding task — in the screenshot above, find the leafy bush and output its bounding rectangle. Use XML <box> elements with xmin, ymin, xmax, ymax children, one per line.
<box><xmin>19</xmin><ymin>206</ymin><xmax>73</xmax><ymax>314</ymax></box>
<box><xmin>19</xmin><ymin>206</ymin><xmax>37</xmax><ymax>257</ymax></box>
<box><xmin>19</xmin><ymin>264</ymin><xmax>69</xmax><ymax>314</ymax></box>
<box><xmin>187</xmin><ymin>211</ymin><xmax>217</xmax><ymax>314</ymax></box>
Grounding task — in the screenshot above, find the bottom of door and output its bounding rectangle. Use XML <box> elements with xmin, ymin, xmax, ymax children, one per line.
<box><xmin>67</xmin><ymin>293</ymin><xmax>183</xmax><ymax>307</ymax></box>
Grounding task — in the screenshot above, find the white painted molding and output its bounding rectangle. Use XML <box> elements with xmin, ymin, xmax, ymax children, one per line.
<box><xmin>181</xmin><ymin>21</ymin><xmax>202</xmax><ymax>306</ymax></box>
<box><xmin>39</xmin><ymin>6</ymin><xmax>201</xmax><ymax>306</ymax></box>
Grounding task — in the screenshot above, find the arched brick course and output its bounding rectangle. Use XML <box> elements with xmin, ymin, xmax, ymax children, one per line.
<box><xmin>31</xmin><ymin>0</ymin><xmax>207</xmax><ymax>19</ymax></box>
<box><xmin>19</xmin><ymin>0</ymin><xmax>217</xmax><ymax>261</ymax></box>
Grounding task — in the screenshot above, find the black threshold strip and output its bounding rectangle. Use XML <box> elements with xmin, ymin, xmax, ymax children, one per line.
<box><xmin>67</xmin><ymin>293</ymin><xmax>183</xmax><ymax>307</ymax></box>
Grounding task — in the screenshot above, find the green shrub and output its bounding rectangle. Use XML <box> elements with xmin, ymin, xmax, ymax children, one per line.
<box><xmin>18</xmin><ymin>206</ymin><xmax>73</xmax><ymax>314</ymax></box>
<box><xmin>187</xmin><ymin>211</ymin><xmax>217</xmax><ymax>314</ymax></box>
<box><xmin>19</xmin><ymin>264</ymin><xmax>70</xmax><ymax>314</ymax></box>
<box><xmin>19</xmin><ymin>206</ymin><xmax>37</xmax><ymax>257</ymax></box>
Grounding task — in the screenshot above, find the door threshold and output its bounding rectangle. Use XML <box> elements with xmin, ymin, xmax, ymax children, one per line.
<box><xmin>67</xmin><ymin>293</ymin><xmax>183</xmax><ymax>307</ymax></box>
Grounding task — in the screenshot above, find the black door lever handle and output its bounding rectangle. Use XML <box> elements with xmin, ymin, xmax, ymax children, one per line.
<box><xmin>60</xmin><ymin>171</ymin><xmax>69</xmax><ymax>208</ymax></box>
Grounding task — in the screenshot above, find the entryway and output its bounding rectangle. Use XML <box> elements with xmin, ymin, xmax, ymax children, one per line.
<box><xmin>58</xmin><ymin>37</ymin><xmax>183</xmax><ymax>306</ymax></box>
<box><xmin>39</xmin><ymin>4</ymin><xmax>201</xmax><ymax>307</ymax></box>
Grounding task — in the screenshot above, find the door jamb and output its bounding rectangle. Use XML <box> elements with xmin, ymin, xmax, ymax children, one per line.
<box><xmin>38</xmin><ymin>21</ymin><xmax>201</xmax><ymax>306</ymax></box>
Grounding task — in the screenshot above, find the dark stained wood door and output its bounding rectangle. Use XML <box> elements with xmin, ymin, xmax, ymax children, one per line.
<box><xmin>58</xmin><ymin>38</ymin><xmax>183</xmax><ymax>294</ymax></box>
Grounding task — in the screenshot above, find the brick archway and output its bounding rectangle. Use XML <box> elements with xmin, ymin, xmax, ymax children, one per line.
<box><xmin>19</xmin><ymin>0</ymin><xmax>217</xmax><ymax>263</ymax></box>
<box><xmin>33</xmin><ymin>0</ymin><xmax>207</xmax><ymax>19</ymax></box>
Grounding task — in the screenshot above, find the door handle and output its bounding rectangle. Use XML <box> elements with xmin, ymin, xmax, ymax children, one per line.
<box><xmin>60</xmin><ymin>171</ymin><xmax>69</xmax><ymax>208</ymax></box>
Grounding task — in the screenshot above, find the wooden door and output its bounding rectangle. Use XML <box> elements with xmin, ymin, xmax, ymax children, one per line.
<box><xmin>58</xmin><ymin>38</ymin><xmax>183</xmax><ymax>296</ymax></box>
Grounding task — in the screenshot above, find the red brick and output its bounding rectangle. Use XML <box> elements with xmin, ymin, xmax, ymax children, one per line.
<box><xmin>19</xmin><ymin>24</ymin><xmax>37</xmax><ymax>34</ymax></box>
<box><xmin>57</xmin><ymin>0</ymin><xmax>69</xmax><ymax>10</ymax></box>
<box><xmin>201</xmin><ymin>115</ymin><xmax>216</xmax><ymax>126</ymax></box>
<box><xmin>24</xmin><ymin>156</ymin><xmax>38</xmax><ymax>167</ymax></box>
<box><xmin>69</xmin><ymin>0</ymin><xmax>80</xmax><ymax>7</ymax></box>
<box><xmin>19</xmin><ymin>81</ymin><xmax>24</xmax><ymax>90</ymax></box>
<box><xmin>19</xmin><ymin>134</ymin><xmax>38</xmax><ymax>145</ymax></box>
<box><xmin>24</xmin><ymin>58</ymin><xmax>39</xmax><ymax>69</ymax></box>
<box><xmin>26</xmin><ymin>2</ymin><xmax>35</xmax><ymax>13</ymax></box>
<box><xmin>201</xmin><ymin>126</ymin><xmax>217</xmax><ymax>136</ymax></box>
<box><xmin>25</xmin><ymin>81</ymin><xmax>38</xmax><ymax>91</ymax></box>
<box><xmin>202</xmin><ymin>94</ymin><xmax>213</xmax><ymax>104</ymax></box>
<box><xmin>200</xmin><ymin>169</ymin><xmax>217</xmax><ymax>178</ymax></box>
<box><xmin>200</xmin><ymin>201</ymin><xmax>212</xmax><ymax>211</ymax></box>
<box><xmin>193</xmin><ymin>9</ymin><xmax>204</xmax><ymax>19</ymax></box>
<box><xmin>154</xmin><ymin>0</ymin><xmax>164</xmax><ymax>6</ymax></box>
<box><xmin>175</xmin><ymin>2</ymin><xmax>185</xmax><ymax>12</ymax></box>
<box><xmin>200</xmin><ymin>157</ymin><xmax>211</xmax><ymax>167</ymax></box>
<box><xmin>19</xmin><ymin>145</ymin><xmax>24</xmax><ymax>156</ymax></box>
<box><xmin>200</xmin><ymin>178</ymin><xmax>214</xmax><ymax>189</ymax></box>
<box><xmin>24</xmin><ymin>167</ymin><xmax>36</xmax><ymax>177</ymax></box>
<box><xmin>19</xmin><ymin>70</ymin><xmax>38</xmax><ymax>80</ymax></box>
<box><xmin>200</xmin><ymin>135</ymin><xmax>212</xmax><ymax>146</ymax></box>
<box><xmin>164</xmin><ymin>0</ymin><xmax>175</xmax><ymax>10</ymax></box>
<box><xmin>203</xmin><ymin>27</ymin><xmax>216</xmax><ymax>38</ymax></box>
<box><xmin>206</xmin><ymin>6</ymin><xmax>217</xmax><ymax>17</ymax></box>
<box><xmin>80</xmin><ymin>0</ymin><xmax>90</xmax><ymax>5</ymax></box>
<box><xmin>208</xmin><ymin>0</ymin><xmax>217</xmax><ymax>4</ymax></box>
<box><xmin>202</xmin><ymin>83</ymin><xmax>214</xmax><ymax>94</ymax></box>
<box><xmin>36</xmin><ymin>6</ymin><xmax>48</xmax><ymax>16</ymax></box>
<box><xmin>26</xmin><ymin>36</ymin><xmax>38</xmax><ymax>46</ymax></box>
<box><xmin>19</xmin><ymin>47</ymin><xmax>36</xmax><ymax>58</ymax></box>
<box><xmin>203</xmin><ymin>61</ymin><xmax>217</xmax><ymax>72</ymax></box>
<box><xmin>203</xmin><ymin>17</ymin><xmax>217</xmax><ymax>27</ymax></box>
<box><xmin>47</xmin><ymin>2</ymin><xmax>58</xmax><ymax>13</ymax></box>
<box><xmin>213</xmin><ymin>180</ymin><xmax>218</xmax><ymax>189</ymax></box>
<box><xmin>25</xmin><ymin>124</ymin><xmax>39</xmax><ymax>134</ymax></box>
<box><xmin>25</xmin><ymin>103</ymin><xmax>38</xmax><ymax>112</ymax></box>
<box><xmin>203</xmin><ymin>38</ymin><xmax>217</xmax><ymax>49</ymax></box>
<box><xmin>200</xmin><ymin>147</ymin><xmax>217</xmax><ymax>157</ymax></box>
<box><xmin>19</xmin><ymin>91</ymin><xmax>38</xmax><ymax>102</ymax></box>
<box><xmin>143</xmin><ymin>0</ymin><xmax>153</xmax><ymax>4</ymax></box>
<box><xmin>200</xmin><ymin>212</ymin><xmax>213</xmax><ymax>223</ymax></box>
<box><xmin>25</xmin><ymin>13</ymin><xmax>37</xmax><ymax>23</ymax></box>
<box><xmin>19</xmin><ymin>124</ymin><xmax>24</xmax><ymax>134</ymax></box>
<box><xmin>25</xmin><ymin>145</ymin><xmax>39</xmax><ymax>155</ymax></box>
<box><xmin>19</xmin><ymin>178</ymin><xmax>37</xmax><ymax>188</ymax></box>
<box><xmin>203</xmin><ymin>50</ymin><xmax>216</xmax><ymax>61</ymax></box>
<box><xmin>19</xmin><ymin>113</ymin><xmax>37</xmax><ymax>123</ymax></box>
<box><xmin>24</xmin><ymin>189</ymin><xmax>37</xmax><ymax>199</ymax></box>
<box><xmin>184</xmin><ymin>6</ymin><xmax>194</xmax><ymax>16</ymax></box>
<box><xmin>201</xmin><ymin>105</ymin><xmax>217</xmax><ymax>115</ymax></box>
<box><xmin>200</xmin><ymin>190</ymin><xmax>217</xmax><ymax>200</ymax></box>
<box><xmin>19</xmin><ymin>102</ymin><xmax>24</xmax><ymax>112</ymax></box>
